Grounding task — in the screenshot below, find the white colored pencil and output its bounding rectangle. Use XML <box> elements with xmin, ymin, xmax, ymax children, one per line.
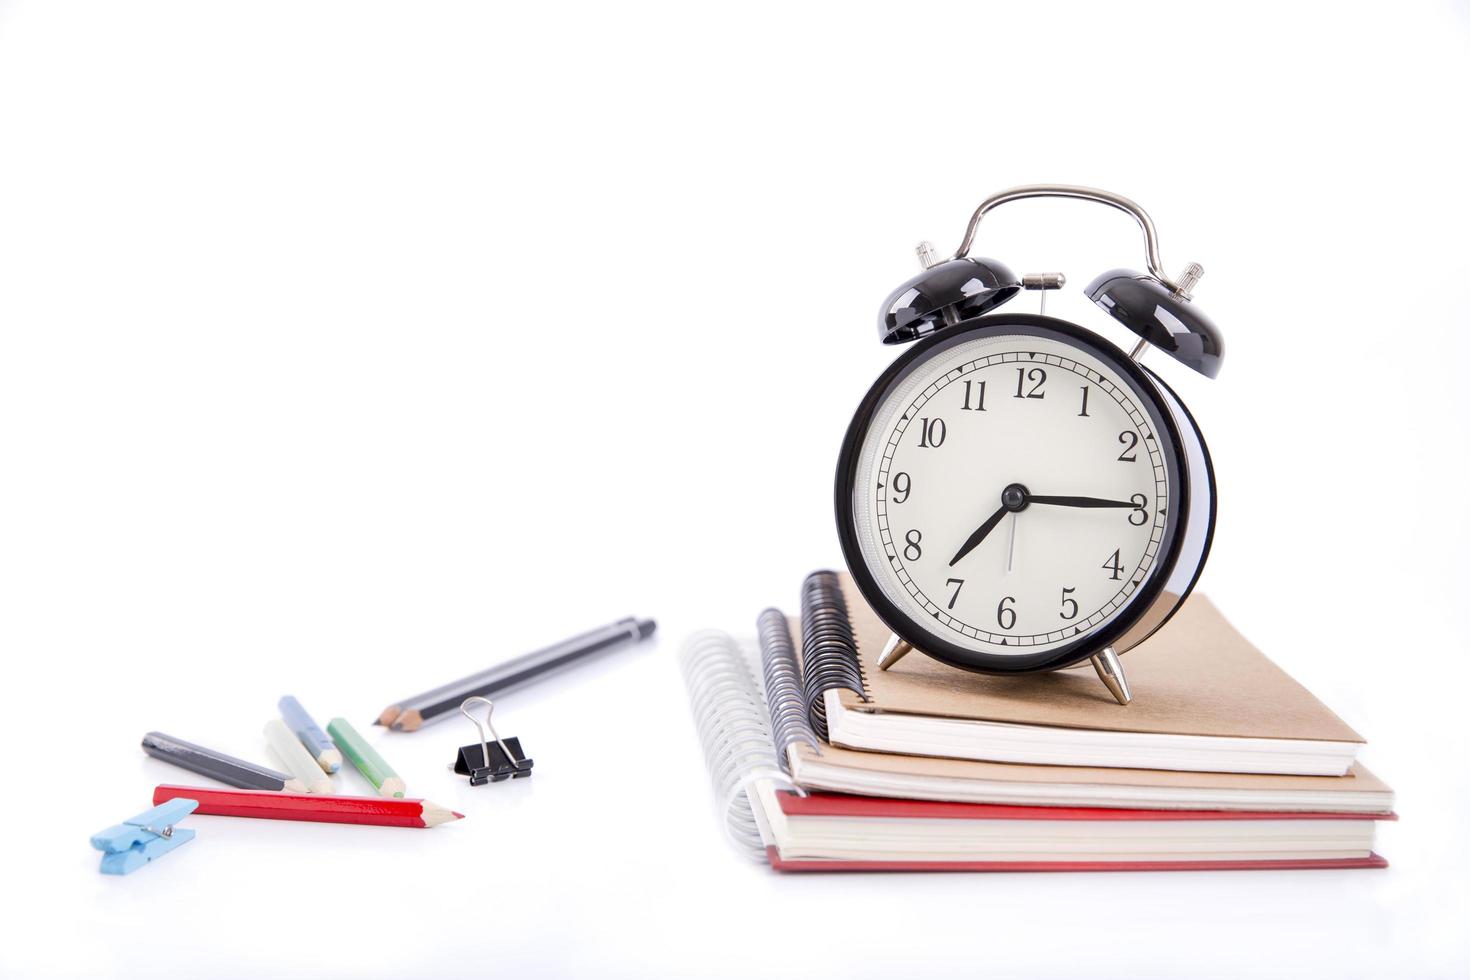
<box><xmin>264</xmin><ymin>719</ymin><xmax>334</xmax><ymax>794</ymax></box>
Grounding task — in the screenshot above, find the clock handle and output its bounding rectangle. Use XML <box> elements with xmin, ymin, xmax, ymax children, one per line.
<box><xmin>953</xmin><ymin>184</ymin><xmax>1197</xmax><ymax>296</ymax></box>
<box><xmin>1090</xmin><ymin>646</ymin><xmax>1133</xmax><ymax>705</ymax></box>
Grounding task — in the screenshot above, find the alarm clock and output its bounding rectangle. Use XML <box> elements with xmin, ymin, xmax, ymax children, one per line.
<box><xmin>834</xmin><ymin>185</ymin><xmax>1222</xmax><ymax>705</ymax></box>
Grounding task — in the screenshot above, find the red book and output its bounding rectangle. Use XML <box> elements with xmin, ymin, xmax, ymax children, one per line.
<box><xmin>764</xmin><ymin>791</ymin><xmax>1391</xmax><ymax>873</ymax></box>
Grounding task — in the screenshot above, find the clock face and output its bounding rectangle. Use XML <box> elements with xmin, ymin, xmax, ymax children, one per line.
<box><xmin>839</xmin><ymin>318</ymin><xmax>1186</xmax><ymax>672</ymax></box>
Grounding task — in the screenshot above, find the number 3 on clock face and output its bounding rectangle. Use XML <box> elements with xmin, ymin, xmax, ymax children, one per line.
<box><xmin>836</xmin><ymin>316</ymin><xmax>1209</xmax><ymax>675</ymax></box>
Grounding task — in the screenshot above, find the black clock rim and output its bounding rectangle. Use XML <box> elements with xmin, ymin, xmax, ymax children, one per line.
<box><xmin>833</xmin><ymin>313</ymin><xmax>1191</xmax><ymax>675</ymax></box>
<box><xmin>1129</xmin><ymin>363</ymin><xmax>1218</xmax><ymax>643</ymax></box>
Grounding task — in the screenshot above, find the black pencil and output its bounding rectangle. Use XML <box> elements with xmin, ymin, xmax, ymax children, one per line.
<box><xmin>378</xmin><ymin>616</ymin><xmax>657</xmax><ymax>731</ymax></box>
<box><xmin>142</xmin><ymin>731</ymin><xmax>307</xmax><ymax>793</ymax></box>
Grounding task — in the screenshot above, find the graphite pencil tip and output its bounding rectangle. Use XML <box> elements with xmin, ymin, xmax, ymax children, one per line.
<box><xmin>376</xmin><ymin>706</ymin><xmax>401</xmax><ymax>727</ymax></box>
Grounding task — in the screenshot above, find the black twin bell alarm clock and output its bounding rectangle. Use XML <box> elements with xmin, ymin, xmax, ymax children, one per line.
<box><xmin>834</xmin><ymin>185</ymin><xmax>1223</xmax><ymax>705</ymax></box>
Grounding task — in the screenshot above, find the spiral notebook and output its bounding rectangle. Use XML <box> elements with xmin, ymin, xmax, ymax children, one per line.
<box><xmin>678</xmin><ymin>570</ymin><xmax>1392</xmax><ymax>871</ymax></box>
<box><xmin>789</xmin><ymin>571</ymin><xmax>1362</xmax><ymax>776</ymax></box>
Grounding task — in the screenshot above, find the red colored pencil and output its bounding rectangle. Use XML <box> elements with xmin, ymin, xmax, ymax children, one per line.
<box><xmin>153</xmin><ymin>785</ymin><xmax>464</xmax><ymax>828</ymax></box>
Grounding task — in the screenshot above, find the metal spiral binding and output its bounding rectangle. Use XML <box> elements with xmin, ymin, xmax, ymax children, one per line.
<box><xmin>679</xmin><ymin>630</ymin><xmax>788</xmax><ymax>861</ymax></box>
<box><xmin>799</xmin><ymin>570</ymin><xmax>868</xmax><ymax>740</ymax></box>
<box><xmin>757</xmin><ymin>608</ymin><xmax>820</xmax><ymax>770</ymax></box>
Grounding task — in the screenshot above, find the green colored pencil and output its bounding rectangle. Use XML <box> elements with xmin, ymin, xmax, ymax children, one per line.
<box><xmin>327</xmin><ymin>717</ymin><xmax>406</xmax><ymax>798</ymax></box>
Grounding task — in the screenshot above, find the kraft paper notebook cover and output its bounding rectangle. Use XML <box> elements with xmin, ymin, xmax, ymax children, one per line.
<box><xmin>818</xmin><ymin>572</ymin><xmax>1364</xmax><ymax>775</ymax></box>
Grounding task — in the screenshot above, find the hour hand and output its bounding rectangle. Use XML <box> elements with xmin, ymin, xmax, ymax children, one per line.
<box><xmin>1027</xmin><ymin>495</ymin><xmax>1142</xmax><ymax>509</ymax></box>
<box><xmin>948</xmin><ymin>504</ymin><xmax>1010</xmax><ymax>567</ymax></box>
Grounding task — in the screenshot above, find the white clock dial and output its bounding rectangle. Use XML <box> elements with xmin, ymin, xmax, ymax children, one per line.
<box><xmin>850</xmin><ymin>330</ymin><xmax>1174</xmax><ymax>657</ymax></box>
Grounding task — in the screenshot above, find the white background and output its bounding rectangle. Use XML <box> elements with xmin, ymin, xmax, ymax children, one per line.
<box><xmin>2</xmin><ymin>2</ymin><xmax>1467</xmax><ymax>977</ymax></box>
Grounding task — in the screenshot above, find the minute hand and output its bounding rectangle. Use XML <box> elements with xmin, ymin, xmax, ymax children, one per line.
<box><xmin>1027</xmin><ymin>495</ymin><xmax>1142</xmax><ymax>509</ymax></box>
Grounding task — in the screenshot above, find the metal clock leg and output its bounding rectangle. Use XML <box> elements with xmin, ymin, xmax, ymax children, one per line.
<box><xmin>876</xmin><ymin>634</ymin><xmax>913</xmax><ymax>671</ymax></box>
<box><xmin>1091</xmin><ymin>646</ymin><xmax>1132</xmax><ymax>705</ymax></box>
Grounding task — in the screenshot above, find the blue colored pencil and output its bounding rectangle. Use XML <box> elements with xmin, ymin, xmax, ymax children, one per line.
<box><xmin>278</xmin><ymin>696</ymin><xmax>342</xmax><ymax>773</ymax></box>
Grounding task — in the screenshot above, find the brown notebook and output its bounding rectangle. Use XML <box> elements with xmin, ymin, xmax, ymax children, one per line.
<box><xmin>811</xmin><ymin>573</ymin><xmax>1364</xmax><ymax>775</ymax></box>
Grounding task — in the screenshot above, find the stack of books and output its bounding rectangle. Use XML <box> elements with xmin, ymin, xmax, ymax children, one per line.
<box><xmin>680</xmin><ymin>571</ymin><xmax>1393</xmax><ymax>872</ymax></box>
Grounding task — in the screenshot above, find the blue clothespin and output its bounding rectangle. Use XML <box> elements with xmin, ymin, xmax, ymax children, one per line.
<box><xmin>90</xmin><ymin>798</ymin><xmax>199</xmax><ymax>875</ymax></box>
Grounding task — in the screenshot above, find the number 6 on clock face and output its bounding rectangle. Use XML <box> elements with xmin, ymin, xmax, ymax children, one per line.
<box><xmin>836</xmin><ymin>315</ymin><xmax>1215</xmax><ymax>675</ymax></box>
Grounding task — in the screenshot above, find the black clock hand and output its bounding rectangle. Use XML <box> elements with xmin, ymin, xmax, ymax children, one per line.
<box><xmin>948</xmin><ymin>503</ymin><xmax>1010</xmax><ymax>567</ymax></box>
<box><xmin>1027</xmin><ymin>495</ymin><xmax>1142</xmax><ymax>509</ymax></box>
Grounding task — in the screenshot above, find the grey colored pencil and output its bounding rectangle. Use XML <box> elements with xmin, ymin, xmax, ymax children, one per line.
<box><xmin>378</xmin><ymin>616</ymin><xmax>657</xmax><ymax>731</ymax></box>
<box><xmin>142</xmin><ymin>731</ymin><xmax>307</xmax><ymax>792</ymax></box>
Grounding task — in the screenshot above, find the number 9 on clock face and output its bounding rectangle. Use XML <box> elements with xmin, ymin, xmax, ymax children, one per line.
<box><xmin>836</xmin><ymin>316</ymin><xmax>1214</xmax><ymax>675</ymax></box>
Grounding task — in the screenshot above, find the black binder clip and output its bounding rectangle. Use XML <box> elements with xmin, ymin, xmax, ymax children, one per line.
<box><xmin>453</xmin><ymin>696</ymin><xmax>533</xmax><ymax>785</ymax></box>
